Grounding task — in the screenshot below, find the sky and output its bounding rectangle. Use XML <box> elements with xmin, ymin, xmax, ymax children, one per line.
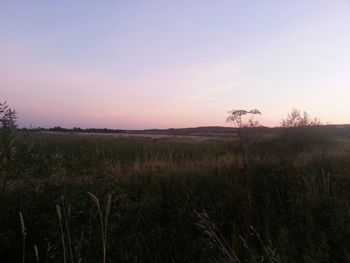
<box><xmin>1</xmin><ymin>0</ymin><xmax>350</xmax><ymax>129</ymax></box>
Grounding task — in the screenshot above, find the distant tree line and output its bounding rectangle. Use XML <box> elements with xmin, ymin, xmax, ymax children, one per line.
<box><xmin>20</xmin><ymin>126</ymin><xmax>127</xmax><ymax>134</ymax></box>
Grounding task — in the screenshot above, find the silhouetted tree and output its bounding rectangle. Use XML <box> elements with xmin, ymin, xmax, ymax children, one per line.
<box><xmin>0</xmin><ymin>101</ymin><xmax>18</xmax><ymax>195</ymax></box>
<box><xmin>281</xmin><ymin>108</ymin><xmax>321</xmax><ymax>127</ymax></box>
<box><xmin>280</xmin><ymin>109</ymin><xmax>329</xmax><ymax>152</ymax></box>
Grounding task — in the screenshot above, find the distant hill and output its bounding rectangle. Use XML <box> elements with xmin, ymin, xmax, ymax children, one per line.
<box><xmin>135</xmin><ymin>126</ymin><xmax>235</xmax><ymax>134</ymax></box>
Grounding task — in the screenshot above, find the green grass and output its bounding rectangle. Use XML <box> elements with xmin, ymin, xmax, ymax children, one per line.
<box><xmin>0</xmin><ymin>130</ymin><xmax>350</xmax><ymax>262</ymax></box>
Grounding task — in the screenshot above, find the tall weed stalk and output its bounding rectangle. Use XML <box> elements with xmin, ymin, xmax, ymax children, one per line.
<box><xmin>87</xmin><ymin>192</ymin><xmax>112</xmax><ymax>263</ymax></box>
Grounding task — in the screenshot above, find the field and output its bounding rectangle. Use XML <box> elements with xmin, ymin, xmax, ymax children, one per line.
<box><xmin>1</xmin><ymin>128</ymin><xmax>350</xmax><ymax>262</ymax></box>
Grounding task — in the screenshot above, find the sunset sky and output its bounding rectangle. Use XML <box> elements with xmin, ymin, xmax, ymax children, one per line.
<box><xmin>1</xmin><ymin>0</ymin><xmax>350</xmax><ymax>129</ymax></box>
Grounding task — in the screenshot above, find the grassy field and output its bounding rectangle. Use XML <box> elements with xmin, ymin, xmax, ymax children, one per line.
<box><xmin>0</xmin><ymin>128</ymin><xmax>350</xmax><ymax>262</ymax></box>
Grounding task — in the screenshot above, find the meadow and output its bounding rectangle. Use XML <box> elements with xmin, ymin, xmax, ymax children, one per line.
<box><xmin>0</xmin><ymin>128</ymin><xmax>350</xmax><ymax>263</ymax></box>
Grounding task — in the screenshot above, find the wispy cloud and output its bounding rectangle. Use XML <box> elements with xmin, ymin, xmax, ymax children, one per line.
<box><xmin>182</xmin><ymin>60</ymin><xmax>243</xmax><ymax>102</ymax></box>
<box><xmin>0</xmin><ymin>40</ymin><xmax>245</xmax><ymax>128</ymax></box>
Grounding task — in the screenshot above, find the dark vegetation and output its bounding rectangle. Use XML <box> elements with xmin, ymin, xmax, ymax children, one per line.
<box><xmin>21</xmin><ymin>125</ymin><xmax>350</xmax><ymax>138</ymax></box>
<box><xmin>1</xmin><ymin>103</ymin><xmax>350</xmax><ymax>262</ymax></box>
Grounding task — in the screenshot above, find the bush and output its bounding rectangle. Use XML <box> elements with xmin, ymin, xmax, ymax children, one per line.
<box><xmin>0</xmin><ymin>101</ymin><xmax>18</xmax><ymax>195</ymax></box>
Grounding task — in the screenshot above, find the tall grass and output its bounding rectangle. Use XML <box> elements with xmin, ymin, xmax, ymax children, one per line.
<box><xmin>0</xmin><ymin>130</ymin><xmax>349</xmax><ymax>262</ymax></box>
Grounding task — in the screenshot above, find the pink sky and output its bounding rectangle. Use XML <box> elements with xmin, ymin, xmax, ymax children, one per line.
<box><xmin>1</xmin><ymin>1</ymin><xmax>350</xmax><ymax>129</ymax></box>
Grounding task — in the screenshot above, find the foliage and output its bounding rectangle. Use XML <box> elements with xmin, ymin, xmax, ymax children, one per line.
<box><xmin>226</xmin><ymin>109</ymin><xmax>261</xmax><ymax>129</ymax></box>
<box><xmin>281</xmin><ymin>108</ymin><xmax>321</xmax><ymax>127</ymax></box>
<box><xmin>0</xmin><ymin>101</ymin><xmax>17</xmax><ymax>129</ymax></box>
<box><xmin>0</xmin><ymin>101</ymin><xmax>18</xmax><ymax>194</ymax></box>
<box><xmin>279</xmin><ymin>109</ymin><xmax>334</xmax><ymax>153</ymax></box>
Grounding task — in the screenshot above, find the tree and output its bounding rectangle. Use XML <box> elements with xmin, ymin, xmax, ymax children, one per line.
<box><xmin>280</xmin><ymin>109</ymin><xmax>329</xmax><ymax>152</ymax></box>
<box><xmin>0</xmin><ymin>101</ymin><xmax>18</xmax><ymax>195</ymax></box>
<box><xmin>226</xmin><ymin>109</ymin><xmax>261</xmax><ymax>210</ymax></box>
<box><xmin>281</xmin><ymin>108</ymin><xmax>321</xmax><ymax>127</ymax></box>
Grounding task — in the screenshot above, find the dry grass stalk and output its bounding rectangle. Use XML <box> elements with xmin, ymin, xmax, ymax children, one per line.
<box><xmin>34</xmin><ymin>245</ymin><xmax>39</xmax><ymax>263</ymax></box>
<box><xmin>19</xmin><ymin>212</ymin><xmax>26</xmax><ymax>263</ymax></box>
<box><xmin>87</xmin><ymin>192</ymin><xmax>112</xmax><ymax>263</ymax></box>
<box><xmin>238</xmin><ymin>226</ymin><xmax>280</xmax><ymax>262</ymax></box>
<box><xmin>46</xmin><ymin>242</ymin><xmax>52</xmax><ymax>263</ymax></box>
<box><xmin>56</xmin><ymin>205</ymin><xmax>67</xmax><ymax>263</ymax></box>
<box><xmin>195</xmin><ymin>210</ymin><xmax>241</xmax><ymax>263</ymax></box>
<box><xmin>61</xmin><ymin>195</ymin><xmax>74</xmax><ymax>263</ymax></box>
<box><xmin>249</xmin><ymin>226</ymin><xmax>280</xmax><ymax>262</ymax></box>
